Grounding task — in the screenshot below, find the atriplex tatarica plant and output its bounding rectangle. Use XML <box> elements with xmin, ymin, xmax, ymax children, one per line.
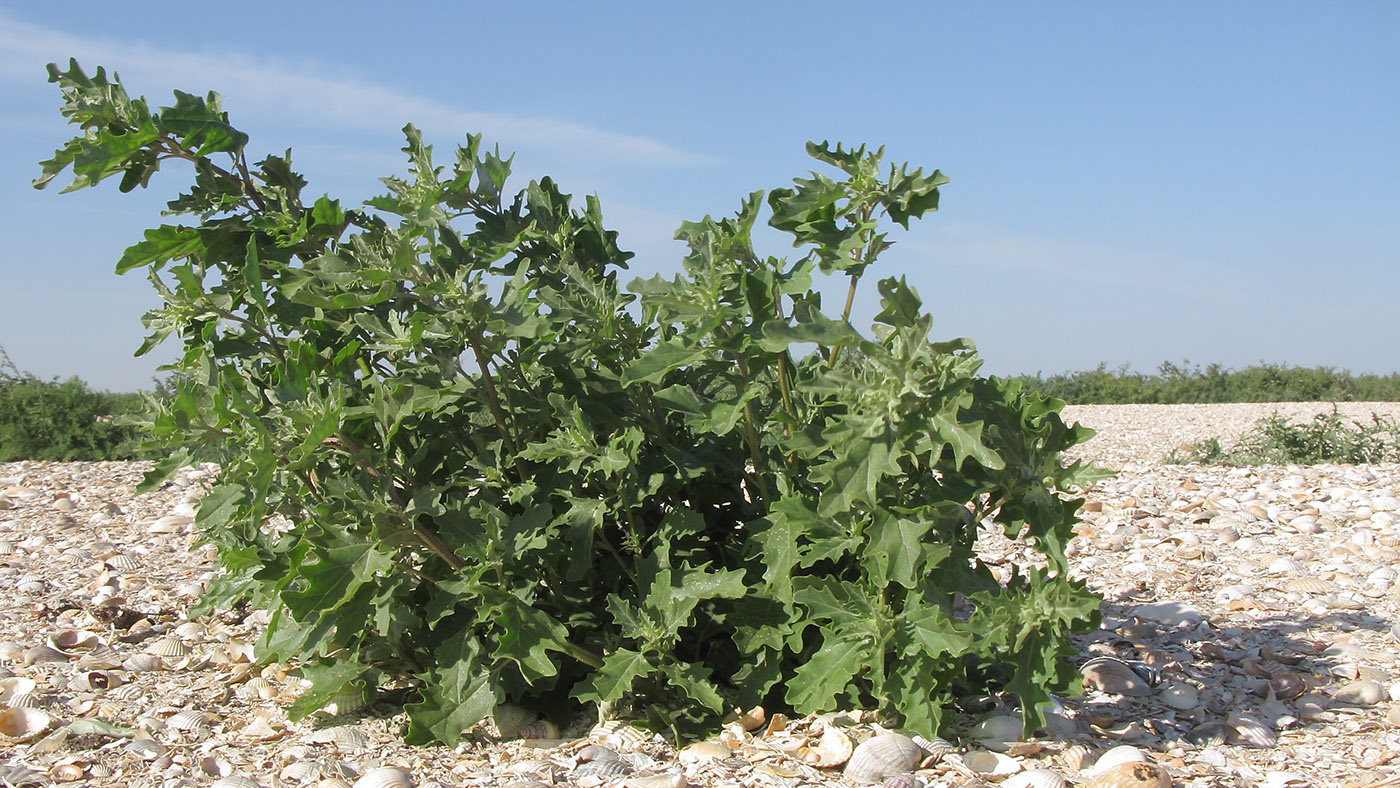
<box><xmin>36</xmin><ymin>59</ymin><xmax>1103</xmax><ymax>744</ymax></box>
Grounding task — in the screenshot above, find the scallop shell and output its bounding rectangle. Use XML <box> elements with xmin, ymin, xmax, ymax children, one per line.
<box><xmin>1227</xmin><ymin>712</ymin><xmax>1278</xmax><ymax>748</ymax></box>
<box><xmin>1159</xmin><ymin>682</ymin><xmax>1199</xmax><ymax>710</ymax></box>
<box><xmin>76</xmin><ymin>644</ymin><xmax>124</xmax><ymax>670</ymax></box>
<box><xmin>879</xmin><ymin>776</ymin><xmax>921</xmax><ymax>788</ymax></box>
<box><xmin>843</xmin><ymin>733</ymin><xmax>924</xmax><ymax>784</ymax></box>
<box><xmin>1283</xmin><ymin>577</ymin><xmax>1331</xmax><ymax>594</ymax></box>
<box><xmin>1085</xmin><ymin>745</ymin><xmax>1148</xmax><ymax>776</ymax></box>
<box><xmin>573</xmin><ymin>759</ymin><xmax>633</xmax><ymax>778</ymax></box>
<box><xmin>107</xmin><ymin>553</ymin><xmax>142</xmax><ymax>570</ymax></box>
<box><xmin>964</xmin><ymin>750</ymin><xmax>1022</xmax><ymax>777</ymax></box>
<box><xmin>0</xmin><ymin>706</ymin><xmax>55</xmax><ymax>742</ymax></box>
<box><xmin>1004</xmin><ymin>769</ymin><xmax>1070</xmax><ymax>788</ymax></box>
<box><xmin>1080</xmin><ymin>657</ymin><xmax>1152</xmax><ymax>697</ymax></box>
<box><xmin>801</xmin><ymin>726</ymin><xmax>854</xmax><ymax>768</ymax></box>
<box><xmin>321</xmin><ymin>684</ymin><xmax>367</xmax><ymax>716</ymax></box>
<box><xmin>1084</xmin><ymin>762</ymin><xmax>1171</xmax><ymax>788</ymax></box>
<box><xmin>111</xmin><ymin>683</ymin><xmax>145</xmax><ymax>701</ymax></box>
<box><xmin>1184</xmin><ymin>721</ymin><xmax>1229</xmax><ymax>747</ymax></box>
<box><xmin>308</xmin><ymin>725</ymin><xmax>370</xmax><ymax>751</ymax></box>
<box><xmin>211</xmin><ymin>778</ymin><xmax>264</xmax><ymax>788</ymax></box>
<box><xmin>281</xmin><ymin>760</ymin><xmax>323</xmax><ymax>784</ymax></box>
<box><xmin>147</xmin><ymin>636</ymin><xmax>191</xmax><ymax>658</ymax></box>
<box><xmin>910</xmin><ymin>734</ymin><xmax>954</xmax><ymax>763</ymax></box>
<box><xmin>351</xmin><ymin>767</ymin><xmax>414</xmax><ymax>788</ymax></box>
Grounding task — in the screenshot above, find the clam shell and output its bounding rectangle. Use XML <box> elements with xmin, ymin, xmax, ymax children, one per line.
<box><xmin>167</xmin><ymin>709</ymin><xmax>211</xmax><ymax>730</ymax></box>
<box><xmin>1262</xmin><ymin>671</ymin><xmax>1309</xmax><ymax>700</ymax></box>
<box><xmin>315</xmin><ymin>781</ymin><xmax>354</xmax><ymax>788</ymax></box>
<box><xmin>843</xmin><ymin>733</ymin><xmax>924</xmax><ymax>784</ymax></box>
<box><xmin>1084</xmin><ymin>762</ymin><xmax>1171</xmax><ymax>788</ymax></box>
<box><xmin>321</xmin><ymin>684</ymin><xmax>367</xmax><ymax>716</ymax></box>
<box><xmin>1227</xmin><ymin>712</ymin><xmax>1278</xmax><ymax>748</ymax></box>
<box><xmin>573</xmin><ymin>759</ymin><xmax>633</xmax><ymax>778</ymax></box>
<box><xmin>351</xmin><ymin>767</ymin><xmax>414</xmax><ymax>788</ymax></box>
<box><xmin>801</xmin><ymin>726</ymin><xmax>854</xmax><ymax>768</ymax></box>
<box><xmin>49</xmin><ymin>629</ymin><xmax>100</xmax><ymax>653</ymax></box>
<box><xmin>211</xmin><ymin>778</ymin><xmax>264</xmax><ymax>788</ymax></box>
<box><xmin>308</xmin><ymin>725</ymin><xmax>369</xmax><ymax>751</ymax></box>
<box><xmin>71</xmin><ymin>670</ymin><xmax>123</xmax><ymax>692</ymax></box>
<box><xmin>123</xmin><ymin>653</ymin><xmax>162</xmax><ymax>672</ymax></box>
<box><xmin>76</xmin><ymin>644</ymin><xmax>124</xmax><ymax>670</ymax></box>
<box><xmin>1086</xmin><ymin>745</ymin><xmax>1148</xmax><ymax>776</ymax></box>
<box><xmin>1335</xmin><ymin>679</ymin><xmax>1385</xmax><ymax>706</ymax></box>
<box><xmin>174</xmin><ymin>621</ymin><xmax>207</xmax><ymax>639</ymax></box>
<box><xmin>22</xmin><ymin>644</ymin><xmax>67</xmax><ymax>664</ymax></box>
<box><xmin>1184</xmin><ymin>721</ymin><xmax>1229</xmax><ymax>747</ymax></box>
<box><xmin>589</xmin><ymin>720</ymin><xmax>650</xmax><ymax>750</ymax></box>
<box><xmin>493</xmin><ymin>703</ymin><xmax>536</xmax><ymax>738</ymax></box>
<box><xmin>52</xmin><ymin>761</ymin><xmax>86</xmax><ymax>781</ymax></box>
<box><xmin>736</xmin><ymin>705</ymin><xmax>766</xmax><ymax>731</ymax></box>
<box><xmin>518</xmin><ymin>720</ymin><xmax>559</xmax><ymax>739</ymax></box>
<box><xmin>679</xmin><ymin>741</ymin><xmax>732</xmax><ymax>764</ymax></box>
<box><xmin>0</xmin><ymin>676</ymin><xmax>37</xmax><ymax>706</ymax></box>
<box><xmin>964</xmin><ymin>750</ymin><xmax>1022</xmax><ymax>777</ymax></box>
<box><xmin>880</xmin><ymin>776</ymin><xmax>921</xmax><ymax>788</ymax></box>
<box><xmin>910</xmin><ymin>734</ymin><xmax>954</xmax><ymax>763</ymax></box>
<box><xmin>970</xmin><ymin>713</ymin><xmax>1024</xmax><ymax>744</ymax></box>
<box><xmin>0</xmin><ymin>706</ymin><xmax>55</xmax><ymax>742</ymax></box>
<box><xmin>281</xmin><ymin>760</ymin><xmax>323</xmax><ymax>784</ymax></box>
<box><xmin>1004</xmin><ymin>769</ymin><xmax>1070</xmax><ymax>788</ymax></box>
<box><xmin>1080</xmin><ymin>658</ymin><xmax>1152</xmax><ymax>696</ymax></box>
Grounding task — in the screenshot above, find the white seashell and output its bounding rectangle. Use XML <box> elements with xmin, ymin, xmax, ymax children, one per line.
<box><xmin>0</xmin><ymin>706</ymin><xmax>55</xmax><ymax>742</ymax></box>
<box><xmin>70</xmin><ymin>670</ymin><xmax>123</xmax><ymax>692</ymax></box>
<box><xmin>970</xmin><ymin>713</ymin><xmax>1024</xmax><ymax>744</ymax></box>
<box><xmin>147</xmin><ymin>637</ymin><xmax>191</xmax><ymax>657</ymax></box>
<box><xmin>1335</xmin><ymin>678</ymin><xmax>1385</xmax><ymax>706</ymax></box>
<box><xmin>1227</xmin><ymin>712</ymin><xmax>1278</xmax><ymax>748</ymax></box>
<box><xmin>174</xmin><ymin>621</ymin><xmax>207</xmax><ymax>640</ymax></box>
<box><xmin>843</xmin><ymin>733</ymin><xmax>924</xmax><ymax>784</ymax></box>
<box><xmin>281</xmin><ymin>760</ymin><xmax>323</xmax><ymax>784</ymax></box>
<box><xmin>22</xmin><ymin>644</ymin><xmax>67</xmax><ymax>664</ymax></box>
<box><xmin>964</xmin><ymin>750</ymin><xmax>1022</xmax><ymax>777</ymax></box>
<box><xmin>1158</xmin><ymin>682</ymin><xmax>1199</xmax><ymax>710</ymax></box>
<box><xmin>107</xmin><ymin>553</ymin><xmax>142</xmax><ymax>570</ymax></box>
<box><xmin>800</xmin><ymin>726</ymin><xmax>854</xmax><ymax>768</ymax></box>
<box><xmin>910</xmin><ymin>734</ymin><xmax>954</xmax><ymax>762</ymax></box>
<box><xmin>112</xmin><ymin>683</ymin><xmax>145</xmax><ymax>701</ymax></box>
<box><xmin>16</xmin><ymin>580</ymin><xmax>46</xmax><ymax>595</ymax></box>
<box><xmin>1080</xmin><ymin>658</ymin><xmax>1151</xmax><ymax>696</ymax></box>
<box><xmin>589</xmin><ymin>719</ymin><xmax>650</xmax><ymax>750</ymax></box>
<box><xmin>308</xmin><ymin>725</ymin><xmax>369</xmax><ymax>751</ymax></box>
<box><xmin>314</xmin><ymin>781</ymin><xmax>354</xmax><ymax>788</ymax></box>
<box><xmin>1283</xmin><ymin>577</ymin><xmax>1331</xmax><ymax>594</ymax></box>
<box><xmin>1084</xmin><ymin>762</ymin><xmax>1171</xmax><ymax>788</ymax></box>
<box><xmin>679</xmin><ymin>740</ymin><xmax>731</xmax><ymax>764</ymax></box>
<box><xmin>167</xmin><ymin>709</ymin><xmax>211</xmax><ymax>730</ymax></box>
<box><xmin>321</xmin><ymin>684</ymin><xmax>367</xmax><ymax>716</ymax></box>
<box><xmin>0</xmin><ymin>676</ymin><xmax>36</xmax><ymax>707</ymax></box>
<box><xmin>1267</xmin><ymin>557</ymin><xmax>1305</xmax><ymax>574</ymax></box>
<box><xmin>352</xmin><ymin>767</ymin><xmax>414</xmax><ymax>788</ymax></box>
<box><xmin>1003</xmin><ymin>768</ymin><xmax>1070</xmax><ymax>788</ymax></box>
<box><xmin>1085</xmin><ymin>745</ymin><xmax>1148</xmax><ymax>776</ymax></box>
<box><xmin>211</xmin><ymin>778</ymin><xmax>264</xmax><ymax>788</ymax></box>
<box><xmin>49</xmin><ymin>629</ymin><xmax>100</xmax><ymax>653</ymax></box>
<box><xmin>573</xmin><ymin>758</ymin><xmax>633</xmax><ymax>778</ymax></box>
<box><xmin>76</xmin><ymin>644</ymin><xmax>123</xmax><ymax>670</ymax></box>
<box><xmin>123</xmin><ymin>653</ymin><xmax>162</xmax><ymax>672</ymax></box>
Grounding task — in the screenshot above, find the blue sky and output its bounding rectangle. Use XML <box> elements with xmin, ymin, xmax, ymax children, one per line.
<box><xmin>2</xmin><ymin>3</ymin><xmax>1396</xmax><ymax>392</ymax></box>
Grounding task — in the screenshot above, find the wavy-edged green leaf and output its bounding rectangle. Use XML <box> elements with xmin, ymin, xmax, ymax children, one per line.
<box><xmin>405</xmin><ymin>631</ymin><xmax>497</xmax><ymax>745</ymax></box>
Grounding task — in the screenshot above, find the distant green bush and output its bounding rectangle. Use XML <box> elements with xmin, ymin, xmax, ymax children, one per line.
<box><xmin>1012</xmin><ymin>361</ymin><xmax>1400</xmax><ymax>404</ymax></box>
<box><xmin>0</xmin><ymin>373</ymin><xmax>148</xmax><ymax>461</ymax></box>
<box><xmin>1167</xmin><ymin>408</ymin><xmax>1400</xmax><ymax>465</ymax></box>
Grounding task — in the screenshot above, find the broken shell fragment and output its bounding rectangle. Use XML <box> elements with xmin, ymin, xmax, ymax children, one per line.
<box><xmin>589</xmin><ymin>720</ymin><xmax>650</xmax><ymax>750</ymax></box>
<box><xmin>1085</xmin><ymin>745</ymin><xmax>1149</xmax><ymax>776</ymax></box>
<box><xmin>800</xmin><ymin>726</ymin><xmax>854</xmax><ymax>768</ymax></box>
<box><xmin>1085</xmin><ymin>762</ymin><xmax>1171</xmax><ymax>788</ymax></box>
<box><xmin>679</xmin><ymin>740</ymin><xmax>731</xmax><ymax>764</ymax></box>
<box><xmin>211</xmin><ymin>778</ymin><xmax>264</xmax><ymax>788</ymax></box>
<box><xmin>0</xmin><ymin>676</ymin><xmax>37</xmax><ymax>707</ymax></box>
<box><xmin>843</xmin><ymin>732</ymin><xmax>924</xmax><ymax>784</ymax></box>
<box><xmin>518</xmin><ymin>719</ymin><xmax>559</xmax><ymax>739</ymax></box>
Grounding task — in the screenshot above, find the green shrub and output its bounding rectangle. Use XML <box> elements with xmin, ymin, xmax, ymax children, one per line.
<box><xmin>1167</xmin><ymin>408</ymin><xmax>1400</xmax><ymax>465</ymax></box>
<box><xmin>1014</xmin><ymin>361</ymin><xmax>1400</xmax><ymax>405</ymax></box>
<box><xmin>37</xmin><ymin>60</ymin><xmax>1103</xmax><ymax>743</ymax></box>
<box><xmin>0</xmin><ymin>367</ymin><xmax>146</xmax><ymax>461</ymax></box>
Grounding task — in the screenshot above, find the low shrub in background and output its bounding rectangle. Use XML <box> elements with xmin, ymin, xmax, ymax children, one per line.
<box><xmin>1013</xmin><ymin>361</ymin><xmax>1400</xmax><ymax>405</ymax></box>
<box><xmin>0</xmin><ymin>351</ymin><xmax>147</xmax><ymax>461</ymax></box>
<box><xmin>1167</xmin><ymin>408</ymin><xmax>1400</xmax><ymax>465</ymax></box>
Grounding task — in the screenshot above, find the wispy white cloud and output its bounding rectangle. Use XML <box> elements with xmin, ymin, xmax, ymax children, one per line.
<box><xmin>0</xmin><ymin>11</ymin><xmax>715</xmax><ymax>166</ymax></box>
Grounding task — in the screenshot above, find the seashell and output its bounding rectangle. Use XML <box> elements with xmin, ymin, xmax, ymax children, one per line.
<box><xmin>49</xmin><ymin>629</ymin><xmax>100</xmax><ymax>653</ymax></box>
<box><xmin>1227</xmin><ymin>712</ymin><xmax>1277</xmax><ymax>748</ymax></box>
<box><xmin>970</xmin><ymin>713</ymin><xmax>1024</xmax><ymax>745</ymax></box>
<box><xmin>321</xmin><ymin>683</ymin><xmax>367</xmax><ymax>716</ymax></box>
<box><xmin>1183</xmin><ymin>721</ymin><xmax>1228</xmax><ymax>747</ymax></box>
<box><xmin>1004</xmin><ymin>769</ymin><xmax>1070</xmax><ymax>788</ymax></box>
<box><xmin>576</xmin><ymin>744</ymin><xmax>621</xmax><ymax>763</ymax></box>
<box><xmin>352</xmin><ymin>767</ymin><xmax>414</xmax><ymax>788</ymax></box>
<box><xmin>281</xmin><ymin>760</ymin><xmax>323</xmax><ymax>784</ymax></box>
<box><xmin>111</xmin><ymin>683</ymin><xmax>145</xmax><ymax>701</ymax></box>
<box><xmin>174</xmin><ymin>621</ymin><xmax>207</xmax><ymax>639</ymax></box>
<box><xmin>1080</xmin><ymin>657</ymin><xmax>1152</xmax><ymax>697</ymax></box>
<box><xmin>70</xmin><ymin>670</ymin><xmax>122</xmax><ymax>691</ymax></box>
<box><xmin>315</xmin><ymin>781</ymin><xmax>354</xmax><ymax>788</ymax></box>
<box><xmin>147</xmin><ymin>636</ymin><xmax>191</xmax><ymax>657</ymax></box>
<box><xmin>1263</xmin><ymin>671</ymin><xmax>1308</xmax><ymax>700</ymax></box>
<box><xmin>679</xmin><ymin>740</ymin><xmax>731</xmax><ymax>764</ymax></box>
<box><xmin>801</xmin><ymin>725</ymin><xmax>854</xmax><ymax>768</ymax></box>
<box><xmin>22</xmin><ymin>644</ymin><xmax>67</xmax><ymax>664</ymax></box>
<box><xmin>493</xmin><ymin>703</ymin><xmax>536</xmax><ymax>738</ymax></box>
<box><xmin>1283</xmin><ymin>577</ymin><xmax>1331</xmax><ymax>594</ymax></box>
<box><xmin>910</xmin><ymin>734</ymin><xmax>954</xmax><ymax>763</ymax></box>
<box><xmin>518</xmin><ymin>719</ymin><xmax>560</xmax><ymax>739</ymax></box>
<box><xmin>211</xmin><ymin>778</ymin><xmax>264</xmax><ymax>788</ymax></box>
<box><xmin>573</xmin><ymin>759</ymin><xmax>633</xmax><ymax>778</ymax></box>
<box><xmin>52</xmin><ymin>760</ymin><xmax>86</xmax><ymax>782</ymax></box>
<box><xmin>1267</xmin><ymin>557</ymin><xmax>1305</xmax><ymax>574</ymax></box>
<box><xmin>1085</xmin><ymin>745</ymin><xmax>1148</xmax><ymax>776</ymax></box>
<box><xmin>1295</xmin><ymin>692</ymin><xmax>1331</xmax><ymax>721</ymax></box>
<box><xmin>16</xmin><ymin>579</ymin><xmax>46</xmax><ymax>595</ymax></box>
<box><xmin>621</xmin><ymin>775</ymin><xmax>687</xmax><ymax>788</ymax></box>
<box><xmin>106</xmin><ymin>553</ymin><xmax>142</xmax><ymax>570</ymax></box>
<box><xmin>1335</xmin><ymin>678</ymin><xmax>1385</xmax><ymax>706</ymax></box>
<box><xmin>880</xmin><ymin>775</ymin><xmax>921</xmax><ymax>788</ymax></box>
<box><xmin>123</xmin><ymin>653</ymin><xmax>162</xmax><ymax>671</ymax></box>
<box><xmin>0</xmin><ymin>764</ymin><xmax>44</xmax><ymax>788</ymax></box>
<box><xmin>0</xmin><ymin>676</ymin><xmax>37</xmax><ymax>707</ymax></box>
<box><xmin>1084</xmin><ymin>762</ymin><xmax>1171</xmax><ymax>788</ymax></box>
<box><xmin>0</xmin><ymin>706</ymin><xmax>55</xmax><ymax>742</ymax></box>
<box><xmin>127</xmin><ymin>737</ymin><xmax>168</xmax><ymax>760</ymax></box>
<box><xmin>1159</xmin><ymin>682</ymin><xmax>1198</xmax><ymax>710</ymax></box>
<box><xmin>167</xmin><ymin>709</ymin><xmax>211</xmax><ymax>730</ymax></box>
<box><xmin>76</xmin><ymin>644</ymin><xmax>123</xmax><ymax>670</ymax></box>
<box><xmin>308</xmin><ymin>725</ymin><xmax>369</xmax><ymax>751</ymax></box>
<box><xmin>589</xmin><ymin>719</ymin><xmax>650</xmax><ymax>750</ymax></box>
<box><xmin>736</xmin><ymin>705</ymin><xmax>766</xmax><ymax>731</ymax></box>
<box><xmin>964</xmin><ymin>750</ymin><xmax>1022</xmax><ymax>777</ymax></box>
<box><xmin>843</xmin><ymin>732</ymin><xmax>924</xmax><ymax>784</ymax></box>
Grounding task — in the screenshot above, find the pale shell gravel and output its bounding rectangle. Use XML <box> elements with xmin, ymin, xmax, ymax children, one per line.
<box><xmin>2</xmin><ymin>403</ymin><xmax>1400</xmax><ymax>786</ymax></box>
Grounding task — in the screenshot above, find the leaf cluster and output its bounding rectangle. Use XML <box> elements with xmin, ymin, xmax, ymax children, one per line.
<box><xmin>1168</xmin><ymin>407</ymin><xmax>1400</xmax><ymax>465</ymax></box>
<box><xmin>1014</xmin><ymin>361</ymin><xmax>1400</xmax><ymax>404</ymax></box>
<box><xmin>37</xmin><ymin>60</ymin><xmax>1102</xmax><ymax>743</ymax></box>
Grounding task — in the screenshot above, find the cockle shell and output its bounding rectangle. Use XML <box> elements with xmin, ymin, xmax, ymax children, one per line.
<box><xmin>211</xmin><ymin>778</ymin><xmax>263</xmax><ymax>788</ymax></box>
<box><xmin>52</xmin><ymin>760</ymin><xmax>86</xmax><ymax>782</ymax></box>
<box><xmin>1080</xmin><ymin>657</ymin><xmax>1152</xmax><ymax>696</ymax></box>
<box><xmin>880</xmin><ymin>775</ymin><xmax>921</xmax><ymax>788</ymax></box>
<box><xmin>1085</xmin><ymin>746</ymin><xmax>1149</xmax><ymax>776</ymax></box>
<box><xmin>492</xmin><ymin>703</ymin><xmax>536</xmax><ymax>738</ymax></box>
<box><xmin>76</xmin><ymin>644</ymin><xmax>123</xmax><ymax>670</ymax></box>
<box><xmin>1227</xmin><ymin>712</ymin><xmax>1278</xmax><ymax>748</ymax></box>
<box><xmin>321</xmin><ymin>684</ymin><xmax>367</xmax><ymax>716</ymax></box>
<box><xmin>49</xmin><ymin>629</ymin><xmax>100</xmax><ymax>653</ymax></box>
<box><xmin>801</xmin><ymin>726</ymin><xmax>854</xmax><ymax>768</ymax></box>
<box><xmin>0</xmin><ymin>706</ymin><xmax>55</xmax><ymax>742</ymax></box>
<box><xmin>147</xmin><ymin>636</ymin><xmax>191</xmax><ymax>658</ymax></box>
<box><xmin>1335</xmin><ymin>679</ymin><xmax>1386</xmax><ymax>706</ymax></box>
<box><xmin>1003</xmin><ymin>769</ymin><xmax>1070</xmax><ymax>788</ymax></box>
<box><xmin>970</xmin><ymin>714</ymin><xmax>1024</xmax><ymax>745</ymax></box>
<box><xmin>70</xmin><ymin>670</ymin><xmax>122</xmax><ymax>691</ymax></box>
<box><xmin>1184</xmin><ymin>721</ymin><xmax>1229</xmax><ymax>747</ymax></box>
<box><xmin>573</xmin><ymin>759</ymin><xmax>633</xmax><ymax>778</ymax></box>
<box><xmin>351</xmin><ymin>767</ymin><xmax>414</xmax><ymax>788</ymax></box>
<box><xmin>910</xmin><ymin>734</ymin><xmax>954</xmax><ymax>763</ymax></box>
<box><xmin>843</xmin><ymin>733</ymin><xmax>924</xmax><ymax>784</ymax></box>
<box><xmin>964</xmin><ymin>750</ymin><xmax>1022</xmax><ymax>777</ymax></box>
<box><xmin>22</xmin><ymin>644</ymin><xmax>67</xmax><ymax>664</ymax></box>
<box><xmin>0</xmin><ymin>676</ymin><xmax>36</xmax><ymax>707</ymax></box>
<box><xmin>280</xmin><ymin>760</ymin><xmax>323</xmax><ymax>784</ymax></box>
<box><xmin>167</xmin><ymin>709</ymin><xmax>211</xmax><ymax>730</ymax></box>
<box><xmin>308</xmin><ymin>725</ymin><xmax>370</xmax><ymax>751</ymax></box>
<box><xmin>1084</xmin><ymin>762</ymin><xmax>1171</xmax><ymax>788</ymax></box>
<box><xmin>518</xmin><ymin>720</ymin><xmax>559</xmax><ymax>739</ymax></box>
<box><xmin>123</xmin><ymin>653</ymin><xmax>161</xmax><ymax>672</ymax></box>
<box><xmin>1159</xmin><ymin>682</ymin><xmax>1199</xmax><ymax>709</ymax></box>
<box><xmin>589</xmin><ymin>719</ymin><xmax>650</xmax><ymax>750</ymax></box>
